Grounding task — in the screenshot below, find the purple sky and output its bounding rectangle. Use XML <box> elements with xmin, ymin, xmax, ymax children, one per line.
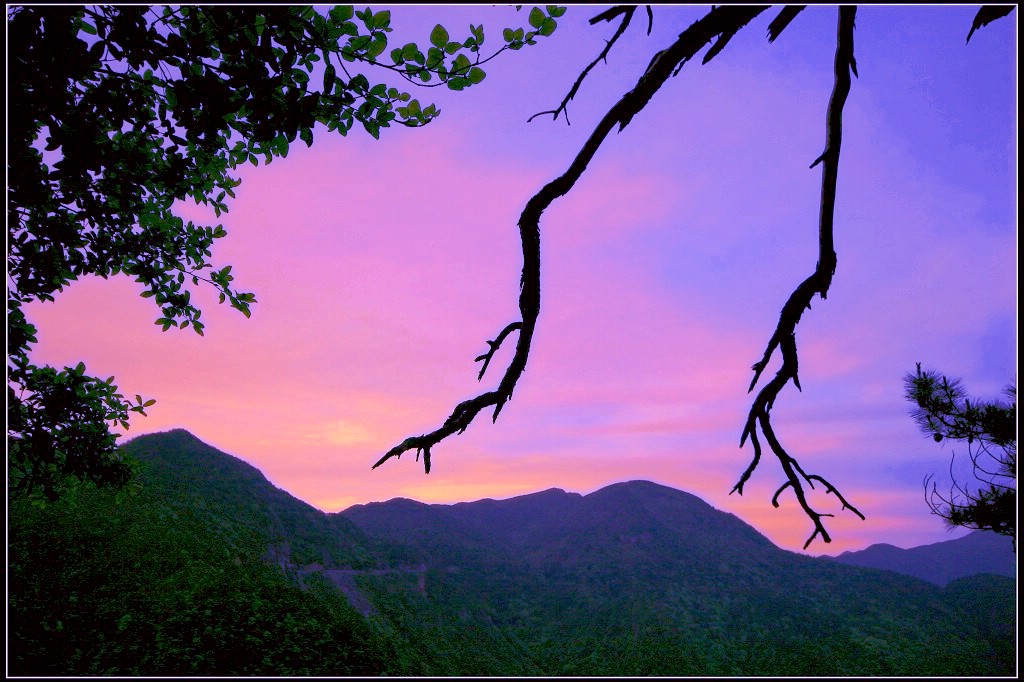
<box><xmin>24</xmin><ymin>6</ymin><xmax>1017</xmax><ymax>554</ymax></box>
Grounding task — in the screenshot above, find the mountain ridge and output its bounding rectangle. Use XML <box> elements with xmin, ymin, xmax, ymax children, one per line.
<box><xmin>828</xmin><ymin>529</ymin><xmax>1016</xmax><ymax>586</ymax></box>
<box><xmin>128</xmin><ymin>428</ymin><xmax>1013</xmax><ymax>578</ymax></box>
<box><xmin>53</xmin><ymin>428</ymin><xmax>1010</xmax><ymax>676</ymax></box>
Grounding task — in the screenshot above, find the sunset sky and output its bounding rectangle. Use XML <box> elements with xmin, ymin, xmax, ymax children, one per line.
<box><xmin>23</xmin><ymin>5</ymin><xmax>1017</xmax><ymax>554</ymax></box>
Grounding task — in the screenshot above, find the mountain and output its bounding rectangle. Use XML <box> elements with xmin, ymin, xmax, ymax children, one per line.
<box><xmin>828</xmin><ymin>530</ymin><xmax>1016</xmax><ymax>586</ymax></box>
<box><xmin>120</xmin><ymin>428</ymin><xmax>379</xmax><ymax>568</ymax></box>
<box><xmin>340</xmin><ymin>478</ymin><xmax>1017</xmax><ymax>676</ymax></box>
<box><xmin>8</xmin><ymin>429</ymin><xmax>393</xmax><ymax>676</ymax></box>
<box><xmin>9</xmin><ymin>430</ymin><xmax>1017</xmax><ymax>677</ymax></box>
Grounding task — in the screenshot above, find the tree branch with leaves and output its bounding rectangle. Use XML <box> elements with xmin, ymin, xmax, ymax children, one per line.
<box><xmin>7</xmin><ymin>4</ymin><xmax>565</xmax><ymax>501</ymax></box>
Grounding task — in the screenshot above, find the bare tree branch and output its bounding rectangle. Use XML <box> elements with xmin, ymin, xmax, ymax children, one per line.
<box><xmin>767</xmin><ymin>5</ymin><xmax>806</xmax><ymax>43</ymax></box>
<box><xmin>475</xmin><ymin>322</ymin><xmax>523</xmax><ymax>381</ymax></box>
<box><xmin>966</xmin><ymin>5</ymin><xmax>1015</xmax><ymax>44</ymax></box>
<box><xmin>375</xmin><ymin>5</ymin><xmax>771</xmax><ymax>473</ymax></box>
<box><xmin>528</xmin><ymin>6</ymin><xmax>641</xmax><ymax>125</ymax></box>
<box><xmin>732</xmin><ymin>7</ymin><xmax>863</xmax><ymax>548</ymax></box>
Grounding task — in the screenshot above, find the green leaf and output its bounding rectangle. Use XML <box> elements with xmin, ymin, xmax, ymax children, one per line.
<box><xmin>528</xmin><ymin>7</ymin><xmax>545</xmax><ymax>29</ymax></box>
<box><xmin>426</xmin><ymin>47</ymin><xmax>444</xmax><ymax>69</ymax></box>
<box><xmin>547</xmin><ymin>5</ymin><xmax>567</xmax><ymax>18</ymax></box>
<box><xmin>467</xmin><ymin>67</ymin><xmax>486</xmax><ymax>84</ymax></box>
<box><xmin>367</xmin><ymin>33</ymin><xmax>387</xmax><ymax>58</ymax></box>
<box><xmin>79</xmin><ymin>20</ymin><xmax>97</xmax><ymax>35</ymax></box>
<box><xmin>255</xmin><ymin>14</ymin><xmax>266</xmax><ymax>36</ymax></box>
<box><xmin>373</xmin><ymin>9</ymin><xmax>391</xmax><ymax>29</ymax></box>
<box><xmin>330</xmin><ymin>5</ymin><xmax>354</xmax><ymax>22</ymax></box>
<box><xmin>539</xmin><ymin>18</ymin><xmax>556</xmax><ymax>37</ymax></box>
<box><xmin>452</xmin><ymin>53</ymin><xmax>471</xmax><ymax>74</ymax></box>
<box><xmin>430</xmin><ymin>24</ymin><xmax>449</xmax><ymax>49</ymax></box>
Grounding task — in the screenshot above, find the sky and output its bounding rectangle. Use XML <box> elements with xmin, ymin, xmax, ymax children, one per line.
<box><xmin>21</xmin><ymin>5</ymin><xmax>1017</xmax><ymax>555</ymax></box>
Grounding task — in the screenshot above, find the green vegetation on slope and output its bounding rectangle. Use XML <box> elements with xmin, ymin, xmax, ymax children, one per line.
<box><xmin>9</xmin><ymin>432</ymin><xmax>1016</xmax><ymax>676</ymax></box>
<box><xmin>343</xmin><ymin>481</ymin><xmax>1016</xmax><ymax>677</ymax></box>
<box><xmin>8</xmin><ymin>431</ymin><xmax>392</xmax><ymax>676</ymax></box>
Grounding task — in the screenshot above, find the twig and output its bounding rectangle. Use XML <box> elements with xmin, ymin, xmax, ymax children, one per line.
<box><xmin>528</xmin><ymin>6</ymin><xmax>640</xmax><ymax>125</ymax></box>
<box><xmin>475</xmin><ymin>322</ymin><xmax>523</xmax><ymax>380</ymax></box>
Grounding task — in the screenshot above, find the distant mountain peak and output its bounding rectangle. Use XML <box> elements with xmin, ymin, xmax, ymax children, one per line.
<box><xmin>830</xmin><ymin>529</ymin><xmax>1016</xmax><ymax>586</ymax></box>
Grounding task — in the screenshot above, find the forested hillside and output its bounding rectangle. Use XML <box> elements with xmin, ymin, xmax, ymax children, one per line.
<box><xmin>8</xmin><ymin>431</ymin><xmax>1016</xmax><ymax>676</ymax></box>
<box><xmin>8</xmin><ymin>431</ymin><xmax>391</xmax><ymax>676</ymax></box>
<box><xmin>341</xmin><ymin>480</ymin><xmax>1016</xmax><ymax>676</ymax></box>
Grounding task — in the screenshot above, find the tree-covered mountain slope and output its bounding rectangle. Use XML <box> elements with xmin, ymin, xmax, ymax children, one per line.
<box><xmin>120</xmin><ymin>428</ymin><xmax>379</xmax><ymax>568</ymax></box>
<box><xmin>342</xmin><ymin>480</ymin><xmax>1017</xmax><ymax>676</ymax></box>
<box><xmin>9</xmin><ymin>430</ymin><xmax>1016</xmax><ymax>676</ymax></box>
<box><xmin>8</xmin><ymin>429</ymin><xmax>393</xmax><ymax>676</ymax></box>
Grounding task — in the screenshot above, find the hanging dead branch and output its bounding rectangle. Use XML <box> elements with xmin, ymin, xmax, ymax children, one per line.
<box><xmin>373</xmin><ymin>5</ymin><xmax>772</xmax><ymax>473</ymax></box>
<box><xmin>731</xmin><ymin>7</ymin><xmax>864</xmax><ymax>549</ymax></box>
<box><xmin>372</xmin><ymin>5</ymin><xmax>922</xmax><ymax>549</ymax></box>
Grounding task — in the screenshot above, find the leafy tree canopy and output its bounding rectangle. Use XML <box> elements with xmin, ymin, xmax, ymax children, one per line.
<box><xmin>6</xmin><ymin>4</ymin><xmax>565</xmax><ymax>501</ymax></box>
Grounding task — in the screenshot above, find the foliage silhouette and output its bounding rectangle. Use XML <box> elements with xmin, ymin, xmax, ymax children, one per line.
<box><xmin>6</xmin><ymin>4</ymin><xmax>564</xmax><ymax>501</ymax></box>
<box><xmin>904</xmin><ymin>363</ymin><xmax>1016</xmax><ymax>546</ymax></box>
